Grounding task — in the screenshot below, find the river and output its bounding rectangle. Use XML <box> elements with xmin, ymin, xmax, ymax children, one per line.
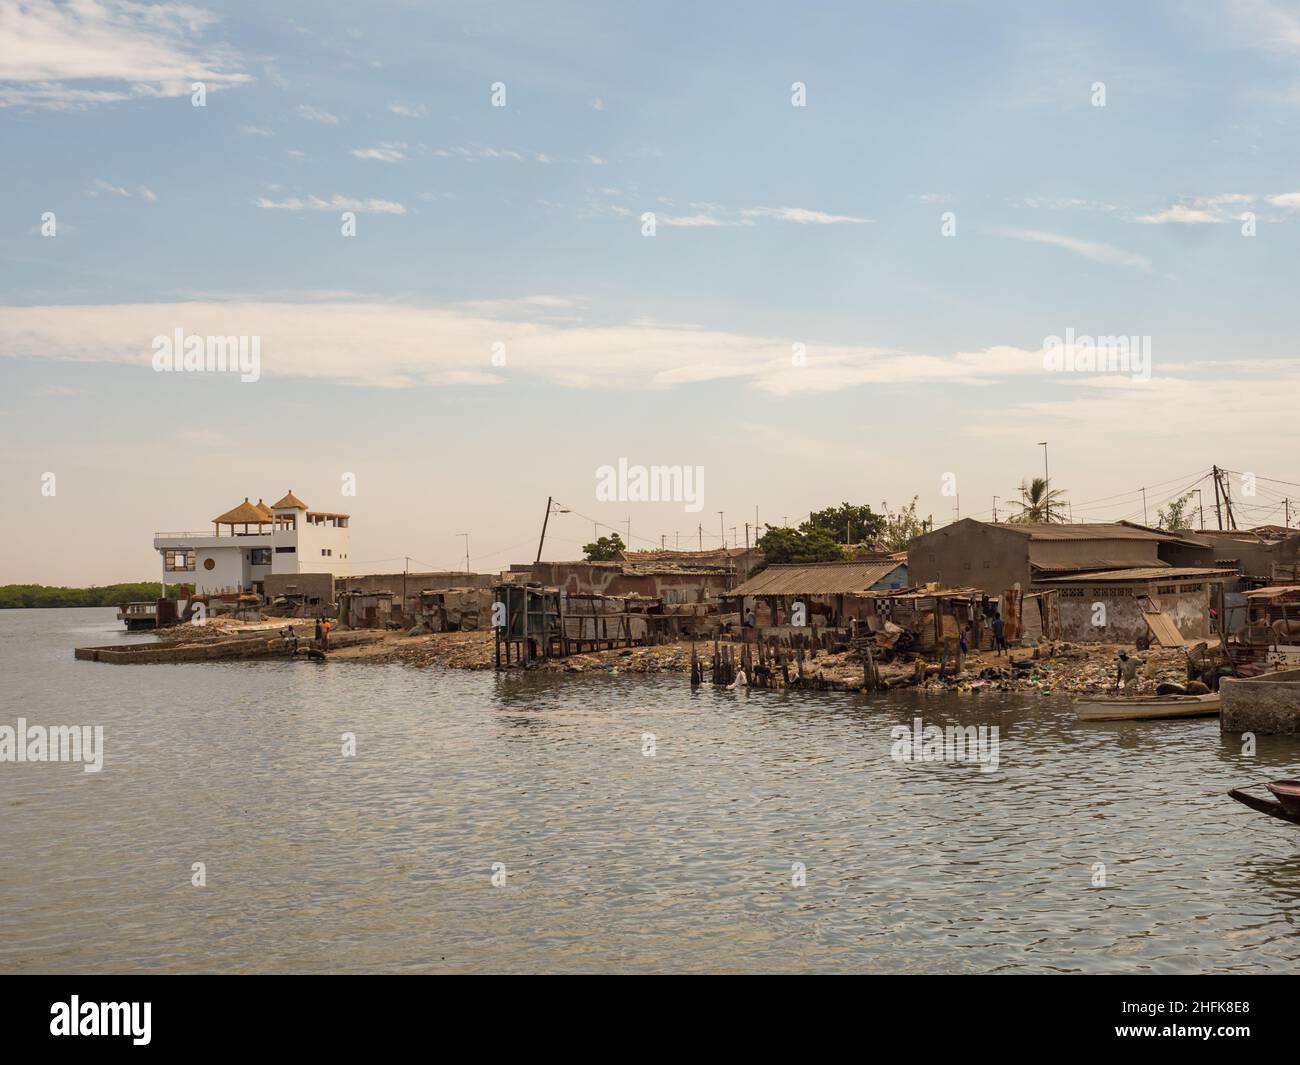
<box><xmin>1</xmin><ymin>607</ymin><xmax>1297</xmax><ymax>973</ymax></box>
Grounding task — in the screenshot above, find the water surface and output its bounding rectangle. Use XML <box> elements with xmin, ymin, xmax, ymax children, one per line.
<box><xmin>2</xmin><ymin>608</ymin><xmax>1298</xmax><ymax>973</ymax></box>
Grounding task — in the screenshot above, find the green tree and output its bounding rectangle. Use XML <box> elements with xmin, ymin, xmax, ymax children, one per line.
<box><xmin>801</xmin><ymin>502</ymin><xmax>885</xmax><ymax>546</ymax></box>
<box><xmin>879</xmin><ymin>497</ymin><xmax>928</xmax><ymax>551</ymax></box>
<box><xmin>756</xmin><ymin>525</ymin><xmax>846</xmax><ymax>567</ymax></box>
<box><xmin>1007</xmin><ymin>477</ymin><xmax>1068</xmax><ymax>523</ymax></box>
<box><xmin>1157</xmin><ymin>492</ymin><xmax>1195</xmax><ymax>530</ymax></box>
<box><xmin>582</xmin><ymin>533</ymin><xmax>627</xmax><ymax>561</ymax></box>
<box><xmin>0</xmin><ymin>582</ymin><xmax>181</xmax><ymax>609</ymax></box>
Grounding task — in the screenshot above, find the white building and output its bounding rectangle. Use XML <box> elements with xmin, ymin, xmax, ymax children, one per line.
<box><xmin>154</xmin><ymin>490</ymin><xmax>351</xmax><ymax>597</ymax></box>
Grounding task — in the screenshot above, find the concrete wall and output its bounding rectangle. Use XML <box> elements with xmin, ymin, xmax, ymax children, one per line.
<box><xmin>336</xmin><ymin>571</ymin><xmax>494</xmax><ymax>618</ymax></box>
<box><xmin>195</xmin><ymin>545</ymin><xmax>245</xmax><ymax>595</ymax></box>
<box><xmin>1221</xmin><ymin>668</ymin><xmax>1300</xmax><ymax>734</ymax></box>
<box><xmin>529</xmin><ymin>561</ymin><xmax>728</xmax><ymax>603</ymax></box>
<box><xmin>265</xmin><ymin>572</ymin><xmax>336</xmax><ymax>609</ymax></box>
<box><xmin>908</xmin><ymin>519</ymin><xmax>1030</xmax><ymax>595</ymax></box>
<box><xmin>1192</xmin><ymin>532</ymin><xmax>1300</xmax><ymax>579</ymax></box>
<box><xmin>1028</xmin><ymin>538</ymin><xmax>1160</xmax><ymax>567</ymax></box>
<box><xmin>1049</xmin><ymin>581</ymin><xmax>1214</xmax><ymax>642</ymax></box>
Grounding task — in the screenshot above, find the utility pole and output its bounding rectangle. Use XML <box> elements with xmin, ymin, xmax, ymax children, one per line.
<box><xmin>1038</xmin><ymin>441</ymin><xmax>1050</xmax><ymax>522</ymax></box>
<box><xmin>675</xmin><ymin>530</ymin><xmax>680</xmax><ymax>549</ymax></box>
<box><xmin>536</xmin><ymin>496</ymin><xmax>553</xmax><ymax>563</ymax></box>
<box><xmin>992</xmin><ymin>496</ymin><xmax>1000</xmax><ymax>523</ymax></box>
<box><xmin>1287</xmin><ymin>498</ymin><xmax>1292</xmax><ymax>529</ymax></box>
<box><xmin>954</xmin><ymin>494</ymin><xmax>960</xmax><ymax>522</ymax></box>
<box><xmin>661</xmin><ymin>534</ymin><xmax>666</xmax><ymax>549</ymax></box>
<box><xmin>625</xmin><ymin>516</ymin><xmax>631</xmax><ymax>547</ymax></box>
<box><xmin>717</xmin><ymin>511</ymin><xmax>724</xmax><ymax>548</ymax></box>
<box><xmin>1141</xmin><ymin>487</ymin><xmax>1148</xmax><ymax>526</ymax></box>
<box><xmin>744</xmin><ymin>522</ymin><xmax>750</xmax><ymax>550</ymax></box>
<box><xmin>403</xmin><ymin>556</ymin><xmax>410</xmax><ymax>614</ymax></box>
<box><xmin>698</xmin><ymin>524</ymin><xmax>703</xmax><ymax>550</ymax></box>
<box><xmin>535</xmin><ymin>497</ymin><xmax>569</xmax><ymax>562</ymax></box>
<box><xmin>1194</xmin><ymin>488</ymin><xmax>1204</xmax><ymax>530</ymax></box>
<box><xmin>1212</xmin><ymin>466</ymin><xmax>1224</xmax><ymax>529</ymax></box>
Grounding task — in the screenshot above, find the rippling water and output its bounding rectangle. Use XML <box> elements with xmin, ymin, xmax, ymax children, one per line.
<box><xmin>2</xmin><ymin>607</ymin><xmax>1299</xmax><ymax>973</ymax></box>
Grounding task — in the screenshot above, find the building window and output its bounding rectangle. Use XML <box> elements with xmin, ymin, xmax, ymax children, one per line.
<box><xmin>250</xmin><ymin>548</ymin><xmax>272</xmax><ymax>566</ymax></box>
<box><xmin>164</xmin><ymin>550</ymin><xmax>194</xmax><ymax>572</ymax></box>
<box><xmin>321</xmin><ymin>548</ymin><xmax>332</xmax><ymax>557</ymax></box>
<box><xmin>275</xmin><ymin>546</ymin><xmax>295</xmax><ymax>554</ymax></box>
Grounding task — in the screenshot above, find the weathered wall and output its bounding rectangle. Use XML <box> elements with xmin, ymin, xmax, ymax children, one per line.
<box><xmin>337</xmin><ymin>571</ymin><xmax>494</xmax><ymax>616</ymax></box>
<box><xmin>1027</xmin><ymin>538</ymin><xmax>1160</xmax><ymax>567</ymax></box>
<box><xmin>338</xmin><ymin>571</ymin><xmax>494</xmax><ymax>594</ymax></box>
<box><xmin>529</xmin><ymin>562</ymin><xmax>727</xmax><ymax>603</ymax></box>
<box><xmin>908</xmin><ymin>520</ymin><xmax>1029</xmax><ymax>595</ymax></box>
<box><xmin>1221</xmin><ymin>668</ymin><xmax>1300</xmax><ymax>734</ymax></box>
<box><xmin>1049</xmin><ymin>581</ymin><xmax>1213</xmax><ymax>642</ymax></box>
<box><xmin>265</xmin><ymin>572</ymin><xmax>335</xmax><ymax>608</ymax></box>
<box><xmin>1054</xmin><ymin>587</ymin><xmax>1145</xmax><ymax>642</ymax></box>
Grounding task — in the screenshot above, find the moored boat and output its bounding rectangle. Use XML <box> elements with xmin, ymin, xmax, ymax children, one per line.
<box><xmin>116</xmin><ymin>601</ymin><xmax>157</xmax><ymax>631</ymax></box>
<box><xmin>1074</xmin><ymin>692</ymin><xmax>1220</xmax><ymax>722</ymax></box>
<box><xmin>1229</xmin><ymin>781</ymin><xmax>1300</xmax><ymax>827</ymax></box>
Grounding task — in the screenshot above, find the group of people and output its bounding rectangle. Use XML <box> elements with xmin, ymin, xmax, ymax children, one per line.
<box><xmin>279</xmin><ymin>619</ymin><xmax>331</xmax><ymax>652</ymax></box>
<box><xmin>957</xmin><ymin>596</ymin><xmax>1008</xmax><ymax>658</ymax></box>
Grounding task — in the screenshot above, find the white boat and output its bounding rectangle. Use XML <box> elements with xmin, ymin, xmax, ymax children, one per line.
<box><xmin>1074</xmin><ymin>692</ymin><xmax>1221</xmax><ymax>722</ymax></box>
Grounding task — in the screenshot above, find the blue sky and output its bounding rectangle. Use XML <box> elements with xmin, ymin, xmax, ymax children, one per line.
<box><xmin>3</xmin><ymin>1</ymin><xmax>1300</xmax><ymax>583</ymax></box>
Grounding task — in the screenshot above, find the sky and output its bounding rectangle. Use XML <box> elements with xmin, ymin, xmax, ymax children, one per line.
<box><xmin>2</xmin><ymin>0</ymin><xmax>1300</xmax><ymax>585</ymax></box>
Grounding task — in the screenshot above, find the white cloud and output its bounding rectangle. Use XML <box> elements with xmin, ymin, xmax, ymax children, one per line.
<box><xmin>0</xmin><ymin>300</ymin><xmax>1152</xmax><ymax>396</ymax></box>
<box><xmin>238</xmin><ymin>124</ymin><xmax>273</xmax><ymax>137</ymax></box>
<box><xmin>997</xmin><ymin>228</ymin><xmax>1152</xmax><ymax>272</ymax></box>
<box><xmin>388</xmin><ymin>101</ymin><xmax>426</xmax><ymax>117</ymax></box>
<box><xmin>0</xmin><ymin>0</ymin><xmax>251</xmax><ymax>110</ymax></box>
<box><xmin>625</xmin><ymin>202</ymin><xmax>871</xmax><ymax>228</ymax></box>
<box><xmin>1</xmin><ymin>302</ymin><xmax>1297</xmax><ymax>447</ymax></box>
<box><xmin>351</xmin><ymin>142</ymin><xmax>406</xmax><ymax>162</ymax></box>
<box><xmin>739</xmin><ymin>206</ymin><xmax>872</xmax><ymax>224</ymax></box>
<box><xmin>296</xmin><ymin>104</ymin><xmax>338</xmax><ymax>124</ymax></box>
<box><xmin>254</xmin><ymin>195</ymin><xmax>407</xmax><ymax>214</ymax></box>
<box><xmin>1135</xmin><ymin>205</ymin><xmax>1221</xmax><ymax>224</ymax></box>
<box><xmin>86</xmin><ymin>179</ymin><xmax>156</xmax><ymax>201</ymax></box>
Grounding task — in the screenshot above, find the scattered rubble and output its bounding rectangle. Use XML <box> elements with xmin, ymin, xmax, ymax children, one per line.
<box><xmin>318</xmin><ymin>628</ymin><xmax>1215</xmax><ymax>695</ymax></box>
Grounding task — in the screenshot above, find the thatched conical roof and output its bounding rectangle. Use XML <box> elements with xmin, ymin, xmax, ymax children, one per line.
<box><xmin>213</xmin><ymin>498</ymin><xmax>272</xmax><ymax>525</ymax></box>
<box><xmin>271</xmin><ymin>490</ymin><xmax>309</xmax><ymax>511</ymax></box>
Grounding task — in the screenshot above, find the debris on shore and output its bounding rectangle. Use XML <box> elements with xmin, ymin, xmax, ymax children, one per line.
<box><xmin>323</xmin><ymin>628</ymin><xmax>1201</xmax><ymax>695</ymax></box>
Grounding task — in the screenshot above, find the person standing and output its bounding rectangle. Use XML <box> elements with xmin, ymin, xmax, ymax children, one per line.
<box><xmin>322</xmin><ymin>618</ymin><xmax>331</xmax><ymax>650</ymax></box>
<box><xmin>991</xmin><ymin>613</ymin><xmax>1007</xmax><ymax>656</ymax></box>
<box><xmin>314</xmin><ymin>618</ymin><xmax>324</xmax><ymax>649</ymax></box>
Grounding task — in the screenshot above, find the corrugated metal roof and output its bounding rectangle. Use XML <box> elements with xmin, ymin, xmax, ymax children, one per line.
<box><xmin>1243</xmin><ymin>585</ymin><xmax>1300</xmax><ymax>599</ymax></box>
<box><xmin>992</xmin><ymin>522</ymin><xmax>1177</xmax><ymax>542</ymax></box>
<box><xmin>1031</xmin><ymin>558</ymin><xmax>1170</xmax><ymax>573</ymax></box>
<box><xmin>731</xmin><ymin>560</ymin><xmax>906</xmax><ymax>596</ymax></box>
<box><xmin>1036</xmin><ymin>566</ymin><xmax>1237</xmax><ymax>583</ymax></box>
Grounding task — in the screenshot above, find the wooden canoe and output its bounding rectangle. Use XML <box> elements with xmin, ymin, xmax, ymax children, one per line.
<box><xmin>1229</xmin><ymin>783</ymin><xmax>1300</xmax><ymax>827</ymax></box>
<box><xmin>1074</xmin><ymin>692</ymin><xmax>1220</xmax><ymax>722</ymax></box>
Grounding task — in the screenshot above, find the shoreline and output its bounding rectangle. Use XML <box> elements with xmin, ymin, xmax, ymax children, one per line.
<box><xmin>305</xmin><ymin>626</ymin><xmax>1197</xmax><ymax>696</ymax></box>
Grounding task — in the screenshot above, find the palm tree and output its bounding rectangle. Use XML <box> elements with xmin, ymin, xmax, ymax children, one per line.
<box><xmin>1007</xmin><ymin>477</ymin><xmax>1068</xmax><ymax>523</ymax></box>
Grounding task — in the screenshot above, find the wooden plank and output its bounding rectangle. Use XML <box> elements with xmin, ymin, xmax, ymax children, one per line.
<box><xmin>1142</xmin><ymin>609</ymin><xmax>1185</xmax><ymax>648</ymax></box>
